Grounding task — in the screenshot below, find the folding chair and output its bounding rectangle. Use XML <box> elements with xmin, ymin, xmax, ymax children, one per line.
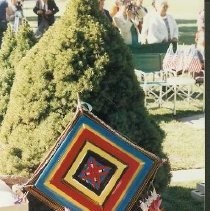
<box><xmin>135</xmin><ymin>44</ymin><xmax>204</xmax><ymax>115</ymax></box>
<box><xmin>134</xmin><ymin>69</ymin><xmax>166</xmax><ymax>107</ymax></box>
<box><xmin>161</xmin><ymin>76</ymin><xmax>195</xmax><ymax>115</ymax></box>
<box><xmin>158</xmin><ymin>45</ymin><xmax>196</xmax><ymax>114</ymax></box>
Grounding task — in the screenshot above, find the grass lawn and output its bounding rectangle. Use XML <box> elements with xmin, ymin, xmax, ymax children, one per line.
<box><xmin>148</xmin><ymin>100</ymin><xmax>205</xmax><ymax>171</ymax></box>
<box><xmin>156</xmin><ymin>102</ymin><xmax>205</xmax><ymax>210</ymax></box>
<box><xmin>162</xmin><ymin>180</ymin><xmax>204</xmax><ymax>211</ymax></box>
<box><xmin>161</xmin><ymin>119</ymin><xmax>204</xmax><ymax>170</ymax></box>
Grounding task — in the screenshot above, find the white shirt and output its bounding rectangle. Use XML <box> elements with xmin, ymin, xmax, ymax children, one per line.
<box><xmin>140</xmin><ymin>10</ymin><xmax>156</xmax><ymax>44</ymax></box>
<box><xmin>113</xmin><ymin>10</ymin><xmax>133</xmax><ymax>45</ymax></box>
<box><xmin>39</xmin><ymin>0</ymin><xmax>48</xmax><ymax>11</ymax></box>
<box><xmin>141</xmin><ymin>12</ymin><xmax>178</xmax><ymax>44</ymax></box>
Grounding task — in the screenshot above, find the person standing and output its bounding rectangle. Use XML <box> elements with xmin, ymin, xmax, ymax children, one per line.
<box><xmin>0</xmin><ymin>0</ymin><xmax>9</xmax><ymax>43</ymax></box>
<box><xmin>141</xmin><ymin>0</ymin><xmax>178</xmax><ymax>45</ymax></box>
<box><xmin>195</xmin><ymin>8</ymin><xmax>204</xmax><ymax>61</ymax></box>
<box><xmin>197</xmin><ymin>9</ymin><xmax>204</xmax><ymax>31</ymax></box>
<box><xmin>131</xmin><ymin>0</ymin><xmax>147</xmax><ymax>34</ymax></box>
<box><xmin>140</xmin><ymin>0</ymin><xmax>156</xmax><ymax>44</ymax></box>
<box><xmin>113</xmin><ymin>2</ymin><xmax>139</xmax><ymax>46</ymax></box>
<box><xmin>33</xmin><ymin>0</ymin><xmax>59</xmax><ymax>38</ymax></box>
<box><xmin>195</xmin><ymin>29</ymin><xmax>205</xmax><ymax>65</ymax></box>
<box><xmin>7</xmin><ymin>0</ymin><xmax>24</xmax><ymax>32</ymax></box>
<box><xmin>98</xmin><ymin>0</ymin><xmax>112</xmax><ymax>22</ymax></box>
<box><xmin>109</xmin><ymin>0</ymin><xmax>120</xmax><ymax>17</ymax></box>
<box><xmin>127</xmin><ymin>0</ymin><xmax>147</xmax><ymax>43</ymax></box>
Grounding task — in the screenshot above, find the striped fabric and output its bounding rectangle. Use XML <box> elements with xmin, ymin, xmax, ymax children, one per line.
<box><xmin>163</xmin><ymin>44</ymin><xmax>204</xmax><ymax>77</ymax></box>
<box><xmin>170</xmin><ymin>49</ymin><xmax>184</xmax><ymax>72</ymax></box>
<box><xmin>162</xmin><ymin>44</ymin><xmax>174</xmax><ymax>71</ymax></box>
<box><xmin>185</xmin><ymin>49</ymin><xmax>203</xmax><ymax>74</ymax></box>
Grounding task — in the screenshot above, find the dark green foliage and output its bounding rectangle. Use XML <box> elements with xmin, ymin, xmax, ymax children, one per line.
<box><xmin>162</xmin><ymin>185</ymin><xmax>204</xmax><ymax>211</ymax></box>
<box><xmin>0</xmin><ymin>22</ymin><xmax>7</xmax><ymax>46</ymax></box>
<box><xmin>0</xmin><ymin>0</ymin><xmax>170</xmax><ymax>192</ymax></box>
<box><xmin>0</xmin><ymin>21</ymin><xmax>36</xmax><ymax>124</ymax></box>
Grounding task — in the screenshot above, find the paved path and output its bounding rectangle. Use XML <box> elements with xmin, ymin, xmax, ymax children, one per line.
<box><xmin>171</xmin><ymin>168</ymin><xmax>205</xmax><ymax>183</ymax></box>
<box><xmin>178</xmin><ymin>113</ymin><xmax>205</xmax><ymax>129</ymax></box>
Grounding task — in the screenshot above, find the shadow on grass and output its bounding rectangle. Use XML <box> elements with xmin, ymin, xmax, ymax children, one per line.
<box><xmin>149</xmin><ymin>107</ymin><xmax>203</xmax><ymax>124</ymax></box>
<box><xmin>162</xmin><ymin>185</ymin><xmax>204</xmax><ymax>211</ymax></box>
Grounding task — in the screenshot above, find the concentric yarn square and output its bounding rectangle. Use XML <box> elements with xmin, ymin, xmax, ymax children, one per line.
<box><xmin>25</xmin><ymin>110</ymin><xmax>160</xmax><ymax>211</ymax></box>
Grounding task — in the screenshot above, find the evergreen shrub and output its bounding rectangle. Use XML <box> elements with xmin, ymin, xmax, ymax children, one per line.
<box><xmin>0</xmin><ymin>21</ymin><xmax>36</xmax><ymax>124</ymax></box>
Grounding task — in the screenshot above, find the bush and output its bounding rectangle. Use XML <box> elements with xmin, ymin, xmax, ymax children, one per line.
<box><xmin>0</xmin><ymin>25</ymin><xmax>16</xmax><ymax>69</ymax></box>
<box><xmin>0</xmin><ymin>0</ymin><xmax>170</xmax><ymax>195</ymax></box>
<box><xmin>0</xmin><ymin>21</ymin><xmax>36</xmax><ymax>124</ymax></box>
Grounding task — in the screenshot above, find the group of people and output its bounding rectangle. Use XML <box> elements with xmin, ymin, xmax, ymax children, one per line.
<box><xmin>0</xmin><ymin>0</ymin><xmax>59</xmax><ymax>41</ymax></box>
<box><xmin>99</xmin><ymin>0</ymin><xmax>179</xmax><ymax>46</ymax></box>
<box><xmin>0</xmin><ymin>0</ymin><xmax>205</xmax><ymax>51</ymax></box>
<box><xmin>99</xmin><ymin>0</ymin><xmax>204</xmax><ymax>63</ymax></box>
<box><xmin>98</xmin><ymin>0</ymin><xmax>205</xmax><ymax>76</ymax></box>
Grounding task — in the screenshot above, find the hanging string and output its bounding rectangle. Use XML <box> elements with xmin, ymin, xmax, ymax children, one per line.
<box><xmin>139</xmin><ymin>158</ymin><xmax>167</xmax><ymax>211</ymax></box>
<box><xmin>77</xmin><ymin>93</ymin><xmax>93</xmax><ymax>112</ymax></box>
<box><xmin>146</xmin><ymin>158</ymin><xmax>167</xmax><ymax>195</ymax></box>
<box><xmin>12</xmin><ymin>184</ymin><xmax>30</xmax><ymax>204</ymax></box>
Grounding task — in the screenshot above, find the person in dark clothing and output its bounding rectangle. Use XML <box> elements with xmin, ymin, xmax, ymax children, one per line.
<box><xmin>33</xmin><ymin>0</ymin><xmax>59</xmax><ymax>38</ymax></box>
<box><xmin>98</xmin><ymin>0</ymin><xmax>112</xmax><ymax>23</ymax></box>
<box><xmin>0</xmin><ymin>0</ymin><xmax>9</xmax><ymax>44</ymax></box>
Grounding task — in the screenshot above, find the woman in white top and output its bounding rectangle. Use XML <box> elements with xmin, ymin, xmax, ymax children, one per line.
<box><xmin>130</xmin><ymin>0</ymin><xmax>147</xmax><ymax>33</ymax></box>
<box><xmin>141</xmin><ymin>0</ymin><xmax>178</xmax><ymax>44</ymax></box>
<box><xmin>113</xmin><ymin>2</ymin><xmax>140</xmax><ymax>46</ymax></box>
<box><xmin>140</xmin><ymin>0</ymin><xmax>156</xmax><ymax>44</ymax></box>
<box><xmin>113</xmin><ymin>3</ymin><xmax>134</xmax><ymax>45</ymax></box>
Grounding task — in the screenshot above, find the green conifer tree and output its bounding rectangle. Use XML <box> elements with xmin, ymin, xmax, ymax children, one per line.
<box><xmin>0</xmin><ymin>0</ymin><xmax>170</xmax><ymax>195</ymax></box>
<box><xmin>0</xmin><ymin>25</ymin><xmax>16</xmax><ymax>123</ymax></box>
<box><xmin>0</xmin><ymin>21</ymin><xmax>36</xmax><ymax>124</ymax></box>
<box><xmin>0</xmin><ymin>25</ymin><xmax>16</xmax><ymax>69</ymax></box>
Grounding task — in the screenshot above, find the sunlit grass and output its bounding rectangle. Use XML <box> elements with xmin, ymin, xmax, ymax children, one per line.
<box><xmin>149</xmin><ymin>99</ymin><xmax>205</xmax><ymax>171</ymax></box>
<box><xmin>161</xmin><ymin>119</ymin><xmax>204</xmax><ymax>170</ymax></box>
